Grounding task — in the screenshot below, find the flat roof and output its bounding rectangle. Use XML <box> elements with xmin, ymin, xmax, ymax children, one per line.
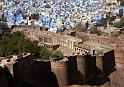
<box><xmin>34</xmin><ymin>30</ymin><xmax>82</xmax><ymax>42</ymax></box>
<box><xmin>75</xmin><ymin>41</ymin><xmax>113</xmax><ymax>54</ymax></box>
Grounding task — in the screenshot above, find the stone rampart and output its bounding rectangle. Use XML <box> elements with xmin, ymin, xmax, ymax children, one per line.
<box><xmin>51</xmin><ymin>60</ymin><xmax>69</xmax><ymax>87</ymax></box>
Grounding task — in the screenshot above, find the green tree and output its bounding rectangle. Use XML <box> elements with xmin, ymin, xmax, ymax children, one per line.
<box><xmin>0</xmin><ymin>32</ymin><xmax>39</xmax><ymax>57</ymax></box>
<box><xmin>89</xmin><ymin>24</ymin><xmax>102</xmax><ymax>36</ymax></box>
<box><xmin>0</xmin><ymin>47</ymin><xmax>6</xmax><ymax>56</ymax></box>
<box><xmin>0</xmin><ymin>31</ymin><xmax>63</xmax><ymax>60</ymax></box>
<box><xmin>76</xmin><ymin>22</ymin><xmax>83</xmax><ymax>28</ymax></box>
<box><xmin>75</xmin><ymin>22</ymin><xmax>87</xmax><ymax>32</ymax></box>
<box><xmin>11</xmin><ymin>31</ymin><xmax>22</xmax><ymax>37</ymax></box>
<box><xmin>0</xmin><ymin>22</ymin><xmax>10</xmax><ymax>38</ymax></box>
<box><xmin>51</xmin><ymin>50</ymin><xmax>64</xmax><ymax>60</ymax></box>
<box><xmin>39</xmin><ymin>47</ymin><xmax>52</xmax><ymax>60</ymax></box>
<box><xmin>108</xmin><ymin>21</ymin><xmax>113</xmax><ymax>26</ymax></box>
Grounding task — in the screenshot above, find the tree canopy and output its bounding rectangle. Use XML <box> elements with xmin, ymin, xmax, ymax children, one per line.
<box><xmin>89</xmin><ymin>24</ymin><xmax>102</xmax><ymax>36</ymax></box>
<box><xmin>51</xmin><ymin>50</ymin><xmax>64</xmax><ymax>60</ymax></box>
<box><xmin>0</xmin><ymin>21</ymin><xmax>10</xmax><ymax>38</ymax></box>
<box><xmin>0</xmin><ymin>31</ymin><xmax>37</xmax><ymax>56</ymax></box>
<box><xmin>0</xmin><ymin>31</ymin><xmax>63</xmax><ymax>60</ymax></box>
<box><xmin>76</xmin><ymin>22</ymin><xmax>83</xmax><ymax>28</ymax></box>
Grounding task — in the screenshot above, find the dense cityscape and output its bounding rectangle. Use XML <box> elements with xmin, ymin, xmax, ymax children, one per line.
<box><xmin>0</xmin><ymin>0</ymin><xmax>124</xmax><ymax>87</ymax></box>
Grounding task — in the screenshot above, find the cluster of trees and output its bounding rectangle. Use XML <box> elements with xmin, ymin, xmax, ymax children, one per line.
<box><xmin>0</xmin><ymin>20</ymin><xmax>10</xmax><ymax>38</ymax></box>
<box><xmin>0</xmin><ymin>31</ymin><xmax>38</xmax><ymax>57</ymax></box>
<box><xmin>76</xmin><ymin>22</ymin><xmax>83</xmax><ymax>28</ymax></box>
<box><xmin>75</xmin><ymin>22</ymin><xmax>87</xmax><ymax>32</ymax></box>
<box><xmin>89</xmin><ymin>24</ymin><xmax>102</xmax><ymax>36</ymax></box>
<box><xmin>0</xmin><ymin>31</ymin><xmax>63</xmax><ymax>60</ymax></box>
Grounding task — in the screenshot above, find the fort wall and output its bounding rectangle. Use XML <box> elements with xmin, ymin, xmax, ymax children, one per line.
<box><xmin>13</xmin><ymin>54</ymin><xmax>34</xmax><ymax>86</ymax></box>
<box><xmin>67</xmin><ymin>56</ymin><xmax>78</xmax><ymax>84</ymax></box>
<box><xmin>31</xmin><ymin>60</ymin><xmax>52</xmax><ymax>87</ymax></box>
<box><xmin>0</xmin><ymin>52</ymin><xmax>116</xmax><ymax>87</ymax></box>
<box><xmin>85</xmin><ymin>55</ymin><xmax>96</xmax><ymax>83</ymax></box>
<box><xmin>9</xmin><ymin>25</ymin><xmax>119</xmax><ymax>86</ymax></box>
<box><xmin>76</xmin><ymin>55</ymin><xmax>86</xmax><ymax>84</ymax></box>
<box><xmin>51</xmin><ymin>59</ymin><xmax>69</xmax><ymax>87</ymax></box>
<box><xmin>0</xmin><ymin>66</ymin><xmax>13</xmax><ymax>87</ymax></box>
<box><xmin>103</xmin><ymin>50</ymin><xmax>116</xmax><ymax>76</ymax></box>
<box><xmin>76</xmin><ymin>31</ymin><xmax>124</xmax><ymax>67</ymax></box>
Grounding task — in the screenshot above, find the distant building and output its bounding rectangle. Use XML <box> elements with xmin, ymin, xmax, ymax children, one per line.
<box><xmin>105</xmin><ymin>0</ymin><xmax>117</xmax><ymax>3</ymax></box>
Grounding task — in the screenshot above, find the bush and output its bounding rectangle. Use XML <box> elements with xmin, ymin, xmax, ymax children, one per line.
<box><xmin>108</xmin><ymin>21</ymin><xmax>113</xmax><ymax>26</ymax></box>
<box><xmin>39</xmin><ymin>47</ymin><xmax>52</xmax><ymax>60</ymax></box>
<box><xmin>0</xmin><ymin>32</ymin><xmax>38</xmax><ymax>56</ymax></box>
<box><xmin>0</xmin><ymin>31</ymin><xmax>64</xmax><ymax>60</ymax></box>
<box><xmin>0</xmin><ymin>22</ymin><xmax>10</xmax><ymax>38</ymax></box>
<box><xmin>76</xmin><ymin>22</ymin><xmax>83</xmax><ymax>28</ymax></box>
<box><xmin>89</xmin><ymin>25</ymin><xmax>102</xmax><ymax>36</ymax></box>
<box><xmin>51</xmin><ymin>51</ymin><xmax>64</xmax><ymax>60</ymax></box>
<box><xmin>90</xmin><ymin>29</ymin><xmax>102</xmax><ymax>36</ymax></box>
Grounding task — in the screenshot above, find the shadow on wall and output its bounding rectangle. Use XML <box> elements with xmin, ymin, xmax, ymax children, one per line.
<box><xmin>0</xmin><ymin>66</ymin><xmax>14</xmax><ymax>87</ymax></box>
<box><xmin>67</xmin><ymin>52</ymin><xmax>116</xmax><ymax>86</ymax></box>
<box><xmin>0</xmin><ymin>51</ymin><xmax>116</xmax><ymax>87</ymax></box>
<box><xmin>50</xmin><ymin>72</ymin><xmax>59</xmax><ymax>87</ymax></box>
<box><xmin>67</xmin><ymin>56</ymin><xmax>78</xmax><ymax>85</ymax></box>
<box><xmin>87</xmin><ymin>50</ymin><xmax>116</xmax><ymax>86</ymax></box>
<box><xmin>13</xmin><ymin>59</ymin><xmax>59</xmax><ymax>87</ymax></box>
<box><xmin>87</xmin><ymin>67</ymin><xmax>116</xmax><ymax>86</ymax></box>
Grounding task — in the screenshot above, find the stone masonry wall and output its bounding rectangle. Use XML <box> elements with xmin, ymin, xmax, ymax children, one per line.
<box><xmin>0</xmin><ymin>66</ymin><xmax>14</xmax><ymax>87</ymax></box>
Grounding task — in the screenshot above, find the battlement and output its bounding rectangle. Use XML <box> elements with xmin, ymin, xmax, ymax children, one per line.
<box><xmin>8</xmin><ymin>25</ymin><xmax>118</xmax><ymax>86</ymax></box>
<box><xmin>0</xmin><ymin>52</ymin><xmax>116</xmax><ymax>87</ymax></box>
